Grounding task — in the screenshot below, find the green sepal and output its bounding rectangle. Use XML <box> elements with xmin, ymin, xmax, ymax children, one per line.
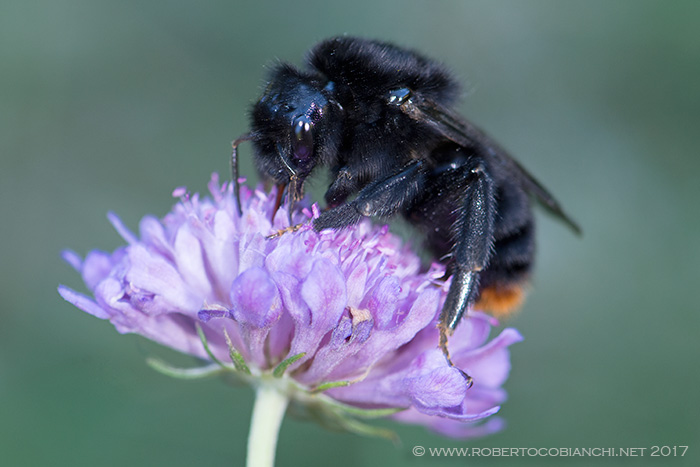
<box><xmin>334</xmin><ymin>415</ymin><xmax>400</xmax><ymax>444</ymax></box>
<box><xmin>311</xmin><ymin>382</ymin><xmax>405</xmax><ymax>418</ymax></box>
<box><xmin>196</xmin><ymin>323</ymin><xmax>224</xmax><ymax>367</ymax></box>
<box><xmin>290</xmin><ymin>398</ymin><xmax>400</xmax><ymax>443</ymax></box>
<box><xmin>273</xmin><ymin>352</ymin><xmax>305</xmax><ymax>378</ymax></box>
<box><xmin>327</xmin><ymin>402</ymin><xmax>405</xmax><ymax>419</ymax></box>
<box><xmin>146</xmin><ymin>357</ymin><xmax>224</xmax><ymax>379</ymax></box>
<box><xmin>229</xmin><ymin>349</ymin><xmax>250</xmax><ymax>374</ymax></box>
<box><xmin>312</xmin><ymin>380</ymin><xmax>351</xmax><ymax>393</ymax></box>
<box><xmin>223</xmin><ymin>328</ymin><xmax>250</xmax><ymax>374</ymax></box>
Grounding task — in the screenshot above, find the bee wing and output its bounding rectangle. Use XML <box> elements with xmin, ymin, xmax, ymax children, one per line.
<box><xmin>403</xmin><ymin>97</ymin><xmax>581</xmax><ymax>234</ymax></box>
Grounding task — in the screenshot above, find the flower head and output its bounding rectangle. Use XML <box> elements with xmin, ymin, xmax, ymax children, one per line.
<box><xmin>59</xmin><ymin>173</ymin><xmax>522</xmax><ymax>439</ymax></box>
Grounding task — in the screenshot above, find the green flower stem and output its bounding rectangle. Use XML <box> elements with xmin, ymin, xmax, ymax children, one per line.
<box><xmin>247</xmin><ymin>384</ymin><xmax>289</xmax><ymax>467</ymax></box>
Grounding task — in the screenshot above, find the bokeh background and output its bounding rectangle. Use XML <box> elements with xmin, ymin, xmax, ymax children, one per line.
<box><xmin>2</xmin><ymin>1</ymin><xmax>698</xmax><ymax>466</ymax></box>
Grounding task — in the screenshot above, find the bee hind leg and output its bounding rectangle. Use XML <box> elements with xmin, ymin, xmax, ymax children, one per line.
<box><xmin>437</xmin><ymin>162</ymin><xmax>497</xmax><ymax>387</ymax></box>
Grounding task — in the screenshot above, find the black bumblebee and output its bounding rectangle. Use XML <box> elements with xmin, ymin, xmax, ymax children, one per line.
<box><xmin>231</xmin><ymin>37</ymin><xmax>579</xmax><ymax>384</ymax></box>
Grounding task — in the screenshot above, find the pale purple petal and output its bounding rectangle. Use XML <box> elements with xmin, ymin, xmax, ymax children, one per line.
<box><xmin>300</xmin><ymin>259</ymin><xmax>347</xmax><ymax>329</ymax></box>
<box><xmin>125</xmin><ymin>244</ymin><xmax>201</xmax><ymax>314</ymax></box>
<box><xmin>454</xmin><ymin>328</ymin><xmax>524</xmax><ymax>388</ymax></box>
<box><xmin>229</xmin><ymin>267</ymin><xmax>282</xmax><ymax>328</ymax></box>
<box><xmin>405</xmin><ymin>350</ymin><xmax>469</xmax><ymax>409</ymax></box>
<box><xmin>58</xmin><ymin>285</ymin><xmax>111</xmax><ymax>319</ymax></box>
<box><xmin>107</xmin><ymin>211</ymin><xmax>138</xmax><ymax>245</ymax></box>
<box><xmin>61</xmin><ymin>250</ymin><xmax>82</xmax><ymax>271</ymax></box>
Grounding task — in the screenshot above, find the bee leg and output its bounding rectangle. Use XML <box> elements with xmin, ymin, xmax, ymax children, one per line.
<box><xmin>313</xmin><ymin>160</ymin><xmax>425</xmax><ymax>230</ymax></box>
<box><xmin>438</xmin><ymin>163</ymin><xmax>496</xmax><ymax>386</ymax></box>
<box><xmin>324</xmin><ymin>167</ymin><xmax>357</xmax><ymax>208</ymax></box>
<box><xmin>231</xmin><ymin>133</ymin><xmax>252</xmax><ymax>216</ymax></box>
<box><xmin>265</xmin><ymin>222</ymin><xmax>306</xmax><ymax>239</ymax></box>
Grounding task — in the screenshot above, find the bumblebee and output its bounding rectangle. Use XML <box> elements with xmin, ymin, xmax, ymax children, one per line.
<box><xmin>231</xmin><ymin>37</ymin><xmax>579</xmax><ymax>384</ymax></box>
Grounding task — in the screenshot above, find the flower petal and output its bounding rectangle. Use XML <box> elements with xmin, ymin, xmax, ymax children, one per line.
<box><xmin>58</xmin><ymin>285</ymin><xmax>111</xmax><ymax>319</ymax></box>
<box><xmin>230</xmin><ymin>267</ymin><xmax>282</xmax><ymax>329</ymax></box>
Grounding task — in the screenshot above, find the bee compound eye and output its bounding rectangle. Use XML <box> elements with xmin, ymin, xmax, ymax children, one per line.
<box><xmin>292</xmin><ymin>115</ymin><xmax>314</xmax><ymax>162</ymax></box>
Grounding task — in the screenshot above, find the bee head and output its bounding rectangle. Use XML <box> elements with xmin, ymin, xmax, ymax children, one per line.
<box><xmin>250</xmin><ymin>64</ymin><xmax>342</xmax><ymax>201</ymax></box>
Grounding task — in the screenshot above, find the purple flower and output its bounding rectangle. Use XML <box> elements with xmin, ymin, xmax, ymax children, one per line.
<box><xmin>59</xmin><ymin>173</ymin><xmax>522</xmax><ymax>439</ymax></box>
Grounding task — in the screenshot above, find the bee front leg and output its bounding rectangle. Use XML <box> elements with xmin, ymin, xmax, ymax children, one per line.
<box><xmin>313</xmin><ymin>160</ymin><xmax>425</xmax><ymax>231</ymax></box>
<box><xmin>438</xmin><ymin>163</ymin><xmax>497</xmax><ymax>387</ymax></box>
<box><xmin>231</xmin><ymin>133</ymin><xmax>252</xmax><ymax>216</ymax></box>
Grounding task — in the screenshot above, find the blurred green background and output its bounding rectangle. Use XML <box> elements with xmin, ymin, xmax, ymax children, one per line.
<box><xmin>2</xmin><ymin>1</ymin><xmax>698</xmax><ymax>466</ymax></box>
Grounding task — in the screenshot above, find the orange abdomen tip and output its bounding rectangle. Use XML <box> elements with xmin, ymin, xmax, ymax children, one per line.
<box><xmin>475</xmin><ymin>284</ymin><xmax>527</xmax><ymax>318</ymax></box>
